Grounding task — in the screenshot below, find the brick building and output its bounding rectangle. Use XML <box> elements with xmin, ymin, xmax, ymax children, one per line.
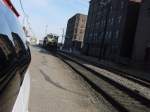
<box><xmin>64</xmin><ymin>13</ymin><xmax>87</xmax><ymax>51</ymax></box>
<box><xmin>82</xmin><ymin>0</ymin><xmax>111</xmax><ymax>57</ymax></box>
<box><xmin>132</xmin><ymin>0</ymin><xmax>150</xmax><ymax>65</ymax></box>
<box><xmin>82</xmin><ymin>0</ymin><xmax>141</xmax><ymax>64</ymax></box>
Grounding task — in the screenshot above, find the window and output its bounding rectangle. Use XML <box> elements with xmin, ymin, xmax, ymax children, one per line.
<box><xmin>108</xmin><ymin>32</ymin><xmax>112</xmax><ymax>39</ymax></box>
<box><xmin>111</xmin><ymin>18</ymin><xmax>114</xmax><ymax>25</ymax></box>
<box><xmin>82</xmin><ymin>19</ymin><xmax>85</xmax><ymax>23</ymax></box>
<box><xmin>109</xmin><ymin>19</ymin><xmax>111</xmax><ymax>24</ymax></box>
<box><xmin>105</xmin><ymin>31</ymin><xmax>109</xmax><ymax>38</ymax></box>
<box><xmin>101</xmin><ymin>20</ymin><xmax>105</xmax><ymax>27</ymax></box>
<box><xmin>100</xmin><ymin>32</ymin><xmax>104</xmax><ymax>38</ymax></box>
<box><xmin>110</xmin><ymin>6</ymin><xmax>113</xmax><ymax>11</ymax></box>
<box><xmin>121</xmin><ymin>1</ymin><xmax>124</xmax><ymax>9</ymax></box>
<box><xmin>115</xmin><ymin>30</ymin><xmax>119</xmax><ymax>39</ymax></box>
<box><xmin>80</xmin><ymin>31</ymin><xmax>82</xmax><ymax>34</ymax></box>
<box><xmin>118</xmin><ymin>16</ymin><xmax>122</xmax><ymax>23</ymax></box>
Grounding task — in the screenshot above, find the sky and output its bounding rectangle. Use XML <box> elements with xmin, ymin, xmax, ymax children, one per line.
<box><xmin>11</xmin><ymin>0</ymin><xmax>89</xmax><ymax>42</ymax></box>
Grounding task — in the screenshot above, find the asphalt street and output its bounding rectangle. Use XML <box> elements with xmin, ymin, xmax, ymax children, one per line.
<box><xmin>28</xmin><ymin>46</ymin><xmax>113</xmax><ymax>112</ymax></box>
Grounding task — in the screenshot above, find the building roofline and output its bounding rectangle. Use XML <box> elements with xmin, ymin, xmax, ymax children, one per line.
<box><xmin>68</xmin><ymin>13</ymin><xmax>87</xmax><ymax>21</ymax></box>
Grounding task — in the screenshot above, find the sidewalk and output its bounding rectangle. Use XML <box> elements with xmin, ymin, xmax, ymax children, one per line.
<box><xmin>61</xmin><ymin>50</ymin><xmax>150</xmax><ymax>82</ymax></box>
<box><xmin>29</xmin><ymin>47</ymin><xmax>105</xmax><ymax>112</ymax></box>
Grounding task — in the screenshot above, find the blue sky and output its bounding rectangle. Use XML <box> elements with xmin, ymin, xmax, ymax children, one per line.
<box><xmin>12</xmin><ymin>0</ymin><xmax>89</xmax><ymax>41</ymax></box>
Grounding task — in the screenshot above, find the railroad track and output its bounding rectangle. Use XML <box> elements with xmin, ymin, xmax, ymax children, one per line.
<box><xmin>59</xmin><ymin>51</ymin><xmax>150</xmax><ymax>88</ymax></box>
<box><xmin>57</xmin><ymin>52</ymin><xmax>150</xmax><ymax>112</ymax></box>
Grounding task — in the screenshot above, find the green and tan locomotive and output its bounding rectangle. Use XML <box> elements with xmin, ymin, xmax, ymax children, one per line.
<box><xmin>43</xmin><ymin>34</ymin><xmax>59</xmax><ymax>51</ymax></box>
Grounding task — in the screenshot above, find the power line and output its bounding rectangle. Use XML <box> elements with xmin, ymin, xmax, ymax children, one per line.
<box><xmin>19</xmin><ymin>0</ymin><xmax>35</xmax><ymax>37</ymax></box>
<box><xmin>19</xmin><ymin>0</ymin><xmax>29</xmax><ymax>25</ymax></box>
<box><xmin>19</xmin><ymin>0</ymin><xmax>28</xmax><ymax>17</ymax></box>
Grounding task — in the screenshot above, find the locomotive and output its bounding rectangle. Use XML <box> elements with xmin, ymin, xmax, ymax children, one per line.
<box><xmin>43</xmin><ymin>34</ymin><xmax>59</xmax><ymax>52</ymax></box>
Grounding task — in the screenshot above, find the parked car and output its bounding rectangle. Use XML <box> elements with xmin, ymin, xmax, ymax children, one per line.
<box><xmin>0</xmin><ymin>1</ymin><xmax>31</xmax><ymax>112</ymax></box>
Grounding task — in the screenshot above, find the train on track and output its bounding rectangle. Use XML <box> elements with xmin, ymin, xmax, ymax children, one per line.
<box><xmin>43</xmin><ymin>34</ymin><xmax>59</xmax><ymax>52</ymax></box>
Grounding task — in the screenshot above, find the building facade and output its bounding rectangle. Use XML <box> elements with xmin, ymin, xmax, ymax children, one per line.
<box><xmin>82</xmin><ymin>0</ymin><xmax>111</xmax><ymax>57</ymax></box>
<box><xmin>83</xmin><ymin>0</ymin><xmax>141</xmax><ymax>64</ymax></box>
<box><xmin>64</xmin><ymin>14</ymin><xmax>87</xmax><ymax>51</ymax></box>
<box><xmin>132</xmin><ymin>0</ymin><xmax>150</xmax><ymax>65</ymax></box>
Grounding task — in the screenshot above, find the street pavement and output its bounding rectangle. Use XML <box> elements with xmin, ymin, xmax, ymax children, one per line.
<box><xmin>28</xmin><ymin>46</ymin><xmax>113</xmax><ymax>112</ymax></box>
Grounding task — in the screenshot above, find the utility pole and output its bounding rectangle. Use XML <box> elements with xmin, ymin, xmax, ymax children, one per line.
<box><xmin>59</xmin><ymin>28</ymin><xmax>65</xmax><ymax>50</ymax></box>
<box><xmin>45</xmin><ymin>25</ymin><xmax>48</xmax><ymax>35</ymax></box>
<box><xmin>61</xmin><ymin>28</ymin><xmax>65</xmax><ymax>44</ymax></box>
